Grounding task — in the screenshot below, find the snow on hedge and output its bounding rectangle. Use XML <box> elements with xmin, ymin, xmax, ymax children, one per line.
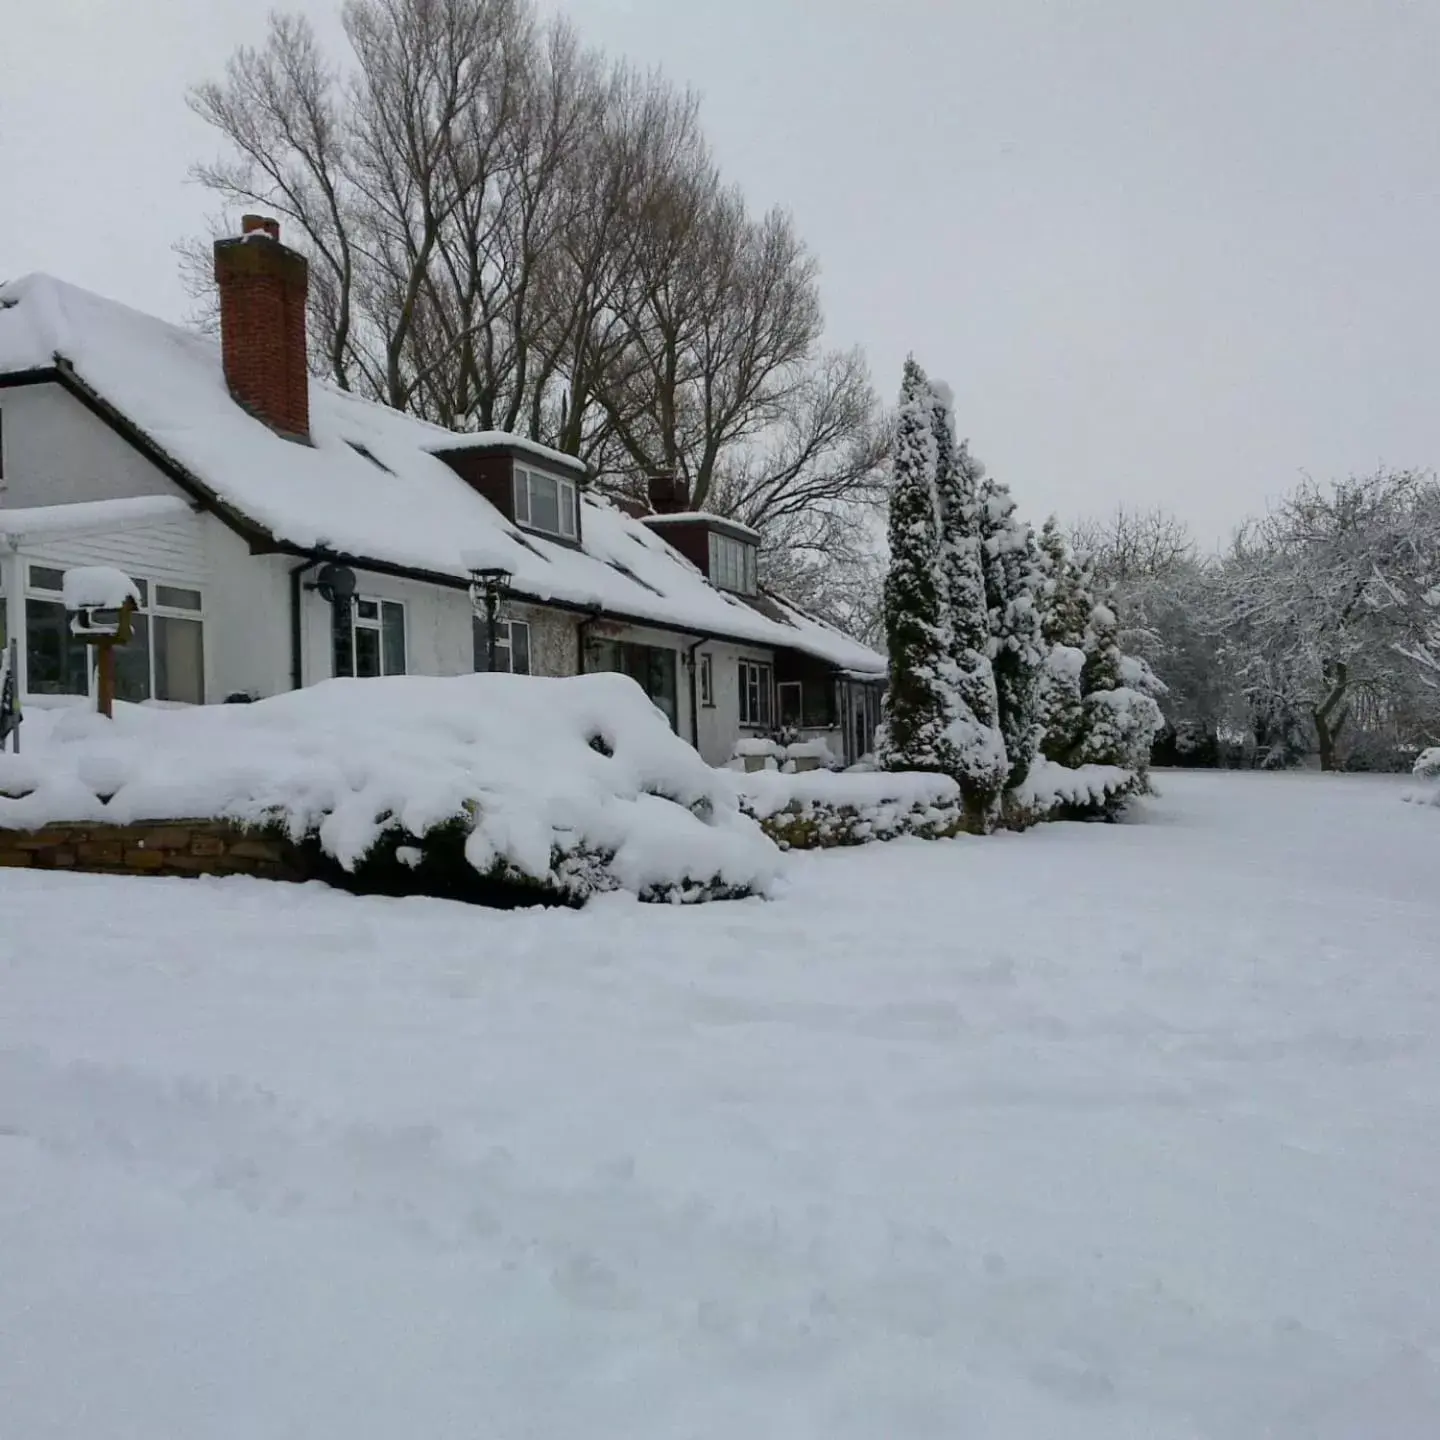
<box><xmin>0</xmin><ymin>674</ymin><xmax>781</xmax><ymax>903</ymax></box>
<box><xmin>1015</xmin><ymin>757</ymin><xmax>1140</xmax><ymax>819</ymax></box>
<box><xmin>730</xmin><ymin>768</ymin><xmax>967</xmax><ymax>846</ymax></box>
<box><xmin>1402</xmin><ymin>746</ymin><xmax>1440</xmax><ymax>807</ymax></box>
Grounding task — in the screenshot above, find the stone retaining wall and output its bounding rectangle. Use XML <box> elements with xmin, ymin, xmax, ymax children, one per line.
<box><xmin>0</xmin><ymin>821</ymin><xmax>310</xmax><ymax>883</ymax></box>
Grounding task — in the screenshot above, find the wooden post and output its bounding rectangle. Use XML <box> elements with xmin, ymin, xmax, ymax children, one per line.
<box><xmin>96</xmin><ymin>639</ymin><xmax>116</xmax><ymax>720</ymax></box>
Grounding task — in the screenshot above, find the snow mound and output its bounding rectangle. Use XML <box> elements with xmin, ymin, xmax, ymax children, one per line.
<box><xmin>60</xmin><ymin>566</ymin><xmax>142</xmax><ymax>611</ymax></box>
<box><xmin>1400</xmin><ymin>748</ymin><xmax>1440</xmax><ymax>807</ymax></box>
<box><xmin>730</xmin><ymin>768</ymin><xmax>967</xmax><ymax>846</ymax></box>
<box><xmin>0</xmin><ymin>674</ymin><xmax>782</xmax><ymax>903</ymax></box>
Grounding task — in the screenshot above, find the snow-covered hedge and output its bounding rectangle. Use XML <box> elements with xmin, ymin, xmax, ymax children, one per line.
<box><xmin>1402</xmin><ymin>747</ymin><xmax>1440</xmax><ymax>808</ymax></box>
<box><xmin>1010</xmin><ymin>758</ymin><xmax>1142</xmax><ymax>824</ymax></box>
<box><xmin>0</xmin><ymin>674</ymin><xmax>781</xmax><ymax>904</ymax></box>
<box><xmin>730</xmin><ymin>769</ymin><xmax>969</xmax><ymax>848</ymax></box>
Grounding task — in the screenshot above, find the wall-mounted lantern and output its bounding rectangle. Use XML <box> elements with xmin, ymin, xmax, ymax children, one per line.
<box><xmin>466</xmin><ymin>563</ymin><xmax>512</xmax><ymax>673</ymax></box>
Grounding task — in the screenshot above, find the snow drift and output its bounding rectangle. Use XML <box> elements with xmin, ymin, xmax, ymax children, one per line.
<box><xmin>0</xmin><ymin>674</ymin><xmax>782</xmax><ymax>903</ymax></box>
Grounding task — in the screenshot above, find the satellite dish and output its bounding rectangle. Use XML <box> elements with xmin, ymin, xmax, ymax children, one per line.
<box><xmin>314</xmin><ymin>563</ymin><xmax>357</xmax><ymax>603</ymax></box>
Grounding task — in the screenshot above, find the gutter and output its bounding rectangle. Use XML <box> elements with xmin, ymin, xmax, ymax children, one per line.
<box><xmin>289</xmin><ymin>557</ymin><xmax>321</xmax><ymax>690</ymax></box>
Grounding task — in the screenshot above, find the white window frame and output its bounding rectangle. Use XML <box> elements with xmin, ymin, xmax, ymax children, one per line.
<box><xmin>337</xmin><ymin>595</ymin><xmax>407</xmax><ymax>678</ymax></box>
<box><xmin>512</xmin><ymin>464</ymin><xmax>579</xmax><ymax>541</ymax></box>
<box><xmin>474</xmin><ymin>617</ymin><xmax>531</xmax><ymax>674</ymax></box>
<box><xmin>708</xmin><ymin>531</ymin><xmax>757</xmax><ymax>595</ymax></box>
<box><xmin>18</xmin><ymin>565</ymin><xmax>207</xmax><ymax>704</ymax></box>
<box><xmin>738</xmin><ymin>658</ymin><xmax>773</xmax><ymax>728</ymax></box>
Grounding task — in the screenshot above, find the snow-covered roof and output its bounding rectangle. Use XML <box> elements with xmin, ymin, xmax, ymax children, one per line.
<box><xmin>642</xmin><ymin>511</ymin><xmax>763</xmax><ymax>543</ymax></box>
<box><xmin>0</xmin><ymin>273</ymin><xmax>884</xmax><ymax>675</ymax></box>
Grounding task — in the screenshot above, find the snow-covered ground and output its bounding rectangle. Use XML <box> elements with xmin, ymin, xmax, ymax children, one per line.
<box><xmin>2</xmin><ymin>772</ymin><xmax>1437</xmax><ymax>1438</ymax></box>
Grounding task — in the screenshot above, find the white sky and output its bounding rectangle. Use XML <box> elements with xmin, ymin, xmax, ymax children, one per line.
<box><xmin>4</xmin><ymin>0</ymin><xmax>1438</xmax><ymax>544</ymax></box>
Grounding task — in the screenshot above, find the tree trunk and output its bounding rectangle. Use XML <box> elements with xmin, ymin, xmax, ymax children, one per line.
<box><xmin>1312</xmin><ymin>660</ymin><xmax>1349</xmax><ymax>772</ymax></box>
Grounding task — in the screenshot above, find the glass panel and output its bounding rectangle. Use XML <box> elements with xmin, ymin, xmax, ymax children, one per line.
<box><xmin>155</xmin><ymin>584</ymin><xmax>201</xmax><ymax>612</ymax></box>
<box><xmin>131</xmin><ymin>578</ymin><xmax>149</xmax><ymax>607</ymax></box>
<box><xmin>29</xmin><ymin>566</ymin><xmax>65</xmax><ymax>593</ymax></box>
<box><xmin>355</xmin><ymin>625</ymin><xmax>381</xmax><ymax>678</ymax></box>
<box><xmin>759</xmin><ymin>667</ymin><xmax>773</xmax><ymax>727</ymax></box>
<box><xmin>646</xmin><ymin>647</ymin><xmax>678</xmax><ymax>731</ymax></box>
<box><xmin>778</xmin><ymin>682</ymin><xmax>802</xmax><ymax>728</ymax></box>
<box><xmin>25</xmin><ymin>598</ymin><xmax>89</xmax><ymax>695</ymax></box>
<box><xmin>510</xmin><ymin>621</ymin><xmax>531</xmax><ymax>676</ymax></box>
<box><xmin>708</xmin><ymin>532</ymin><xmax>720</xmax><ymax>582</ymax></box>
<box><xmin>512</xmin><ymin>470</ymin><xmax>530</xmax><ymax>526</ymax></box>
<box><xmin>115</xmin><ymin>613</ymin><xmax>152</xmax><ymax>703</ymax></box>
<box><xmin>356</xmin><ymin>599</ymin><xmax>380</xmax><ymax>621</ymax></box>
<box><xmin>528</xmin><ymin>472</ymin><xmax>560</xmax><ymax>534</ymax></box>
<box><xmin>802</xmin><ymin>680</ymin><xmax>837</xmax><ymax>728</ymax></box>
<box><xmin>700</xmin><ymin>653</ymin><xmax>713</xmax><ymax>706</ymax></box>
<box><xmin>332</xmin><ymin>601</ymin><xmax>355</xmax><ymax>678</ymax></box>
<box><xmin>154</xmin><ymin>615</ymin><xmax>204</xmax><ymax>703</ymax></box>
<box><xmin>745</xmin><ymin>545</ymin><xmax>757</xmax><ymax>594</ymax></box>
<box><xmin>559</xmin><ymin>481</ymin><xmax>577</xmax><ymax>539</ymax></box>
<box><xmin>381</xmin><ymin>601</ymin><xmax>406</xmax><ymax>675</ymax></box>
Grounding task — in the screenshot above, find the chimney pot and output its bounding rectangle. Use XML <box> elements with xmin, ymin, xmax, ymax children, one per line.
<box><xmin>214</xmin><ymin>219</ymin><xmax>310</xmax><ymax>441</ymax></box>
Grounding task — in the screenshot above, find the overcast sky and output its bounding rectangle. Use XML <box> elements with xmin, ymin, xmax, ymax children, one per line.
<box><xmin>4</xmin><ymin>0</ymin><xmax>1437</xmax><ymax>543</ymax></box>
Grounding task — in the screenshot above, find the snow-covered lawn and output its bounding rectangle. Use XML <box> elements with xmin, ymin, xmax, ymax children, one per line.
<box><xmin>2</xmin><ymin>772</ymin><xmax>1437</xmax><ymax>1438</ymax></box>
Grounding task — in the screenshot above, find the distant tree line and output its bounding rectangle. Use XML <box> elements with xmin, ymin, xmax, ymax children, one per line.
<box><xmin>1071</xmin><ymin>475</ymin><xmax>1440</xmax><ymax>771</ymax></box>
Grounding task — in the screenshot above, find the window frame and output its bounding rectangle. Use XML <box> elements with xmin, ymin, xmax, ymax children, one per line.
<box><xmin>473</xmin><ymin>617</ymin><xmax>532</xmax><ymax>675</ymax></box>
<box><xmin>708</xmin><ymin>530</ymin><xmax>758</xmax><ymax>596</ymax></box>
<box><xmin>512</xmin><ymin>463</ymin><xmax>579</xmax><ymax>542</ymax></box>
<box><xmin>698</xmin><ymin>651</ymin><xmax>714</xmax><ymax>708</ymax></box>
<box><xmin>21</xmin><ymin>565</ymin><xmax>206</xmax><ymax>703</ymax></box>
<box><xmin>334</xmin><ymin>594</ymin><xmax>407</xmax><ymax>679</ymax></box>
<box><xmin>737</xmin><ymin>658</ymin><xmax>773</xmax><ymax>729</ymax></box>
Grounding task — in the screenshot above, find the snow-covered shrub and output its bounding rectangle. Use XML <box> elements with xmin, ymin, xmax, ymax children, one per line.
<box><xmin>731</xmin><ymin>769</ymin><xmax>970</xmax><ymax>848</ymax></box>
<box><xmin>1414</xmin><ymin>746</ymin><xmax>1440</xmax><ymax>779</ymax></box>
<box><xmin>0</xmin><ymin>674</ymin><xmax>782</xmax><ymax>905</ymax></box>
<box><xmin>1009</xmin><ymin>759</ymin><xmax>1141</xmax><ymax>825</ymax></box>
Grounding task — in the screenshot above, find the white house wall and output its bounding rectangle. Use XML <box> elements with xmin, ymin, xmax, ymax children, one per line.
<box><xmin>696</xmin><ymin>639</ymin><xmax>776</xmax><ymax>766</ymax></box>
<box><xmin>0</xmin><ymin>382</ymin><xmax>179</xmax><ymax>507</ymax></box>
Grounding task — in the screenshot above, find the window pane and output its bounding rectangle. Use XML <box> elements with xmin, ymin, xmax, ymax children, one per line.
<box><xmin>559</xmin><ymin>481</ymin><xmax>577</xmax><ymax>538</ymax></box>
<box><xmin>759</xmin><ymin>668</ymin><xmax>772</xmax><ymax>726</ymax></box>
<box><xmin>528</xmin><ymin>472</ymin><xmax>560</xmax><ymax>534</ymax></box>
<box><xmin>154</xmin><ymin>615</ymin><xmax>203</xmax><ymax>703</ymax></box>
<box><xmin>356</xmin><ymin>599</ymin><xmax>380</xmax><ymax>621</ymax></box>
<box><xmin>25</xmin><ymin>598</ymin><xmax>89</xmax><ymax>695</ymax></box>
<box><xmin>355</xmin><ymin>625</ymin><xmax>381</xmax><ymax>678</ymax></box>
<box><xmin>130</xmin><ymin>578</ymin><xmax>149</xmax><ymax>607</ymax></box>
<box><xmin>700</xmin><ymin>653</ymin><xmax>712</xmax><ymax>706</ymax></box>
<box><xmin>778</xmin><ymin>682</ymin><xmax>801</xmax><ymax>728</ymax></box>
<box><xmin>115</xmin><ymin>613</ymin><xmax>152</xmax><ymax>703</ymax></box>
<box><xmin>510</xmin><ymin>621</ymin><xmax>531</xmax><ymax>676</ymax></box>
<box><xmin>381</xmin><ymin>601</ymin><xmax>406</xmax><ymax>675</ymax></box>
<box><xmin>513</xmin><ymin>470</ymin><xmax>530</xmax><ymax>525</ymax></box>
<box><xmin>332</xmin><ymin>602</ymin><xmax>355</xmax><ymax>678</ymax></box>
<box><xmin>745</xmin><ymin>545</ymin><xmax>757</xmax><ymax>594</ymax></box>
<box><xmin>29</xmin><ymin>566</ymin><xmax>65</xmax><ymax>593</ymax></box>
<box><xmin>155</xmin><ymin>584</ymin><xmax>201</xmax><ymax>612</ymax></box>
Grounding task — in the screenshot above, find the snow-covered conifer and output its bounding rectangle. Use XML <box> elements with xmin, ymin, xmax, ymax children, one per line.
<box><xmin>978</xmin><ymin>477</ymin><xmax>1047</xmax><ymax>790</ymax></box>
<box><xmin>930</xmin><ymin>382</ymin><xmax>1007</xmax><ymax>825</ymax></box>
<box><xmin>878</xmin><ymin>359</ymin><xmax>954</xmax><ymax>773</ymax></box>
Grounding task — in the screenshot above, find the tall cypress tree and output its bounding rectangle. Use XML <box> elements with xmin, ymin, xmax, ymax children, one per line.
<box><xmin>931</xmin><ymin>382</ymin><xmax>1007</xmax><ymax>826</ymax></box>
<box><xmin>879</xmin><ymin>358</ymin><xmax>953</xmax><ymax>772</ymax></box>
<box><xmin>978</xmin><ymin>476</ymin><xmax>1048</xmax><ymax>791</ymax></box>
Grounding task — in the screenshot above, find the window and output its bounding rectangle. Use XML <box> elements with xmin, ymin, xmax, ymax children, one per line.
<box><xmin>334</xmin><ymin>596</ymin><xmax>406</xmax><ymax>678</ymax></box>
<box><xmin>588</xmin><ymin>639</ymin><xmax>679</xmax><ymax>732</ymax></box>
<box><xmin>777</xmin><ymin>681</ymin><xmax>802</xmax><ymax>729</ymax></box>
<box><xmin>698</xmin><ymin>651</ymin><xmax>714</xmax><ymax>707</ymax></box>
<box><xmin>473</xmin><ymin>617</ymin><xmax>531</xmax><ymax>674</ymax></box>
<box><xmin>708</xmin><ymin>531</ymin><xmax>757</xmax><ymax>595</ymax></box>
<box><xmin>25</xmin><ymin>565</ymin><xmax>205</xmax><ymax>703</ymax></box>
<box><xmin>512</xmin><ymin>464</ymin><xmax>578</xmax><ymax>541</ymax></box>
<box><xmin>738</xmin><ymin>659</ymin><xmax>772</xmax><ymax>728</ymax></box>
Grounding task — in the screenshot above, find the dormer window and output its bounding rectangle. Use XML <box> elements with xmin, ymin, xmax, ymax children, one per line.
<box><xmin>709</xmin><ymin>531</ymin><xmax>757</xmax><ymax>595</ymax></box>
<box><xmin>513</xmin><ymin>464</ymin><xmax>578</xmax><ymax>541</ymax></box>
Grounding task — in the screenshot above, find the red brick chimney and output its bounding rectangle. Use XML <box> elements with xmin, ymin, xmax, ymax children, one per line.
<box><xmin>213</xmin><ymin>215</ymin><xmax>310</xmax><ymax>441</ymax></box>
<box><xmin>647</xmin><ymin>472</ymin><xmax>689</xmax><ymax>515</ymax></box>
